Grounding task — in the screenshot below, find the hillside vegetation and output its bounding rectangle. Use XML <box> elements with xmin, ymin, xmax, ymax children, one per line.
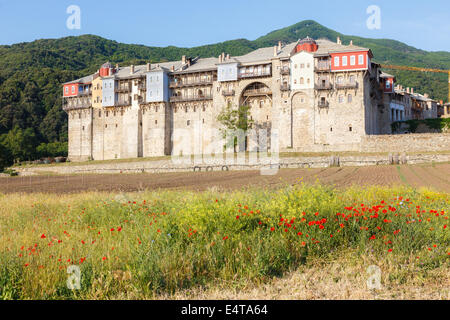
<box><xmin>0</xmin><ymin>20</ymin><xmax>449</xmax><ymax>164</ymax></box>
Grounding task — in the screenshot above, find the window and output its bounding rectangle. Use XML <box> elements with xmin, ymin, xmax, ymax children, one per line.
<box><xmin>386</xmin><ymin>80</ymin><xmax>391</xmax><ymax>89</ymax></box>
<box><xmin>342</xmin><ymin>56</ymin><xmax>348</xmax><ymax>66</ymax></box>
<box><xmin>337</xmin><ymin>76</ymin><xmax>343</xmax><ymax>84</ymax></box>
<box><xmin>349</xmin><ymin>126</ymin><xmax>353</xmax><ymax>132</ymax></box>
<box><xmin>294</xmin><ymin>79</ymin><xmax>297</xmax><ymax>84</ymax></box>
<box><xmin>300</xmin><ymin>64</ymin><xmax>305</xmax><ymax>69</ymax></box>
<box><xmin>339</xmin><ymin>95</ymin><xmax>344</xmax><ymax>103</ymax></box>
<box><xmin>307</xmin><ymin>78</ymin><xmax>310</xmax><ymax>84</ymax></box>
<box><xmin>307</xmin><ymin>63</ymin><xmax>310</xmax><ymax>68</ymax></box>
<box><xmin>187</xmin><ymin>120</ymin><xmax>190</xmax><ymax>126</ymax></box>
<box><xmin>98</xmin><ymin>111</ymin><xmax>101</xmax><ymax>117</ymax></box>
<box><xmin>358</xmin><ymin>54</ymin><xmax>364</xmax><ymax>65</ymax></box>
<box><xmin>350</xmin><ymin>56</ymin><xmax>356</xmax><ymax>66</ymax></box>
<box><xmin>294</xmin><ymin>64</ymin><xmax>298</xmax><ymax>69</ymax></box>
<box><xmin>260</xmin><ymin>100</ymin><xmax>264</xmax><ymax>108</ymax></box>
<box><xmin>149</xmin><ymin>77</ymin><xmax>152</xmax><ymax>83</ymax></box>
<box><xmin>334</xmin><ymin>56</ymin><xmax>340</xmax><ymax>67</ymax></box>
<box><xmin>348</xmin><ymin>94</ymin><xmax>353</xmax><ymax>103</ymax></box>
<box><xmin>71</xmin><ymin>86</ymin><xmax>75</xmax><ymax>93</ymax></box>
<box><xmin>300</xmin><ymin>77</ymin><xmax>304</xmax><ymax>84</ymax></box>
<box><xmin>65</xmin><ymin>87</ymin><xmax>68</xmax><ymax>94</ymax></box>
<box><xmin>155</xmin><ymin>120</ymin><xmax>158</xmax><ymax>125</ymax></box>
<box><xmin>350</xmin><ymin>75</ymin><xmax>356</xmax><ymax>83</ymax></box>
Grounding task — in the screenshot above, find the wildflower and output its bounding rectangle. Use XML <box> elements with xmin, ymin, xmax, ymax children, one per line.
<box><xmin>388</xmin><ymin>249</ymin><xmax>393</xmax><ymax>253</ymax></box>
<box><xmin>40</xmin><ymin>234</ymin><xmax>46</xmax><ymax>239</ymax></box>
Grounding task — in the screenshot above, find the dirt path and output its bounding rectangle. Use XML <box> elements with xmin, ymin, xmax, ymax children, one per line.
<box><xmin>0</xmin><ymin>164</ymin><xmax>449</xmax><ymax>194</ymax></box>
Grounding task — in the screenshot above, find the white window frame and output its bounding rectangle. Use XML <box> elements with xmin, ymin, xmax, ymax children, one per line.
<box><xmin>350</xmin><ymin>55</ymin><xmax>356</xmax><ymax>66</ymax></box>
<box><xmin>358</xmin><ymin>54</ymin><xmax>364</xmax><ymax>65</ymax></box>
<box><xmin>342</xmin><ymin>56</ymin><xmax>348</xmax><ymax>66</ymax></box>
<box><xmin>334</xmin><ymin>56</ymin><xmax>340</xmax><ymax>67</ymax></box>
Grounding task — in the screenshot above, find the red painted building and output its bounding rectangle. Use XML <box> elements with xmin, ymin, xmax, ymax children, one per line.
<box><xmin>330</xmin><ymin>50</ymin><xmax>372</xmax><ymax>72</ymax></box>
<box><xmin>63</xmin><ymin>83</ymin><xmax>79</xmax><ymax>97</ymax></box>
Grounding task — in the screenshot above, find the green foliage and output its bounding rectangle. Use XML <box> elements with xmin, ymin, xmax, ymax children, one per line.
<box><xmin>0</xmin><ymin>143</ymin><xmax>13</xmax><ymax>172</ymax></box>
<box><xmin>217</xmin><ymin>104</ymin><xmax>254</xmax><ymax>133</ymax></box>
<box><xmin>36</xmin><ymin>141</ymin><xmax>68</xmax><ymax>158</ymax></box>
<box><xmin>391</xmin><ymin>118</ymin><xmax>450</xmax><ymax>133</ymax></box>
<box><xmin>0</xmin><ymin>126</ymin><xmax>38</xmax><ymax>161</ymax></box>
<box><xmin>0</xmin><ymin>20</ymin><xmax>449</xmax><ymax>161</ymax></box>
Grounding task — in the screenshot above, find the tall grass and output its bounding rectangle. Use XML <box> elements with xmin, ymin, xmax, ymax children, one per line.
<box><xmin>0</xmin><ymin>184</ymin><xmax>448</xmax><ymax>299</ymax></box>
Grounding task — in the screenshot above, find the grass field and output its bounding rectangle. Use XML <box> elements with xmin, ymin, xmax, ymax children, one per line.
<box><xmin>0</xmin><ymin>182</ymin><xmax>448</xmax><ymax>300</ymax></box>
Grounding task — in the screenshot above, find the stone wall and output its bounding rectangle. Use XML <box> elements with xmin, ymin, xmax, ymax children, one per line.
<box><xmin>360</xmin><ymin>133</ymin><xmax>450</xmax><ymax>153</ymax></box>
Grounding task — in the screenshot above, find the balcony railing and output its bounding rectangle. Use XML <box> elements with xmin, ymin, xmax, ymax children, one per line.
<box><xmin>138</xmin><ymin>83</ymin><xmax>146</xmax><ymax>90</ymax></box>
<box><xmin>280</xmin><ymin>84</ymin><xmax>290</xmax><ymax>91</ymax></box>
<box><xmin>169</xmin><ymin>94</ymin><xmax>213</xmax><ymax>102</ymax></box>
<box><xmin>115</xmin><ymin>86</ymin><xmax>131</xmax><ymax>93</ymax></box>
<box><xmin>238</xmin><ymin>71</ymin><xmax>271</xmax><ymax>79</ymax></box>
<box><xmin>222</xmin><ymin>89</ymin><xmax>235</xmax><ymax>96</ymax></box>
<box><xmin>115</xmin><ymin>100</ymin><xmax>131</xmax><ymax>107</ymax></box>
<box><xmin>280</xmin><ymin>67</ymin><xmax>290</xmax><ymax>75</ymax></box>
<box><xmin>335</xmin><ymin>82</ymin><xmax>359</xmax><ymax>90</ymax></box>
<box><xmin>318</xmin><ymin>101</ymin><xmax>329</xmax><ymax>108</ymax></box>
<box><xmin>315</xmin><ymin>83</ymin><xmax>333</xmax><ymax>90</ymax></box>
<box><xmin>78</xmin><ymin>90</ymin><xmax>91</xmax><ymax>96</ymax></box>
<box><xmin>242</xmin><ymin>88</ymin><xmax>272</xmax><ymax>96</ymax></box>
<box><xmin>315</xmin><ymin>63</ymin><xmax>331</xmax><ymax>72</ymax></box>
<box><xmin>169</xmin><ymin>79</ymin><xmax>213</xmax><ymax>88</ymax></box>
<box><xmin>63</xmin><ymin>102</ymin><xmax>91</xmax><ymax>111</ymax></box>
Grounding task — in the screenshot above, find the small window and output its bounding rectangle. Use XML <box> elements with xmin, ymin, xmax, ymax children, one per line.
<box><xmin>307</xmin><ymin>63</ymin><xmax>310</xmax><ymax>68</ymax></box>
<box><xmin>334</xmin><ymin>56</ymin><xmax>340</xmax><ymax>67</ymax></box>
<box><xmin>82</xmin><ymin>126</ymin><xmax>85</xmax><ymax>131</ymax></box>
<box><xmin>202</xmin><ymin>119</ymin><xmax>205</xmax><ymax>124</ymax></box>
<box><xmin>300</xmin><ymin>64</ymin><xmax>305</xmax><ymax>69</ymax></box>
<box><xmin>65</xmin><ymin>87</ymin><xmax>68</xmax><ymax>94</ymax></box>
<box><xmin>348</xmin><ymin>94</ymin><xmax>353</xmax><ymax>103</ymax></box>
<box><xmin>349</xmin><ymin>126</ymin><xmax>353</xmax><ymax>132</ymax></box>
<box><xmin>187</xmin><ymin>120</ymin><xmax>190</xmax><ymax>126</ymax></box>
<box><xmin>98</xmin><ymin>111</ymin><xmax>101</xmax><ymax>117</ymax></box>
<box><xmin>358</xmin><ymin>54</ymin><xmax>364</xmax><ymax>65</ymax></box>
<box><xmin>339</xmin><ymin>95</ymin><xmax>344</xmax><ymax>103</ymax></box>
<box><xmin>350</xmin><ymin>56</ymin><xmax>356</xmax><ymax>66</ymax></box>
<box><xmin>72</xmin><ymin>86</ymin><xmax>75</xmax><ymax>93</ymax></box>
<box><xmin>300</xmin><ymin>77</ymin><xmax>304</xmax><ymax>84</ymax></box>
<box><xmin>105</xmin><ymin>124</ymin><xmax>107</xmax><ymax>128</ymax></box>
<box><xmin>342</xmin><ymin>56</ymin><xmax>348</xmax><ymax>66</ymax></box>
<box><xmin>330</xmin><ymin>127</ymin><xmax>332</xmax><ymax>132</ymax></box>
<box><xmin>155</xmin><ymin>120</ymin><xmax>158</xmax><ymax>125</ymax></box>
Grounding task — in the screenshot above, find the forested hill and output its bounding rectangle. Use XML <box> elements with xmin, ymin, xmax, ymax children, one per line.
<box><xmin>0</xmin><ymin>20</ymin><xmax>449</xmax><ymax>163</ymax></box>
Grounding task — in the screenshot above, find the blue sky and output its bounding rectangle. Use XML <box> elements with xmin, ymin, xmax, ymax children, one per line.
<box><xmin>0</xmin><ymin>0</ymin><xmax>449</xmax><ymax>52</ymax></box>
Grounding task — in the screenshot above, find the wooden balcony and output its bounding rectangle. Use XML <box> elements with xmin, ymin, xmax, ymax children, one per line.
<box><xmin>115</xmin><ymin>87</ymin><xmax>131</xmax><ymax>93</ymax></box>
<box><xmin>315</xmin><ymin>83</ymin><xmax>333</xmax><ymax>90</ymax></box>
<box><xmin>169</xmin><ymin>79</ymin><xmax>213</xmax><ymax>88</ymax></box>
<box><xmin>115</xmin><ymin>100</ymin><xmax>131</xmax><ymax>107</ymax></box>
<box><xmin>315</xmin><ymin>63</ymin><xmax>331</xmax><ymax>72</ymax></box>
<box><xmin>222</xmin><ymin>89</ymin><xmax>235</xmax><ymax>96</ymax></box>
<box><xmin>170</xmin><ymin>94</ymin><xmax>213</xmax><ymax>102</ymax></box>
<box><xmin>138</xmin><ymin>83</ymin><xmax>146</xmax><ymax>90</ymax></box>
<box><xmin>238</xmin><ymin>71</ymin><xmax>271</xmax><ymax>79</ymax></box>
<box><xmin>242</xmin><ymin>88</ymin><xmax>272</xmax><ymax>96</ymax></box>
<box><xmin>280</xmin><ymin>84</ymin><xmax>290</xmax><ymax>91</ymax></box>
<box><xmin>62</xmin><ymin>101</ymin><xmax>91</xmax><ymax>111</ymax></box>
<box><xmin>335</xmin><ymin>82</ymin><xmax>359</xmax><ymax>90</ymax></box>
<box><xmin>77</xmin><ymin>91</ymin><xmax>91</xmax><ymax>96</ymax></box>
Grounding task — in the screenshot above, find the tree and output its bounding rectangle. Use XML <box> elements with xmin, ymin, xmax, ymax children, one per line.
<box><xmin>1</xmin><ymin>126</ymin><xmax>38</xmax><ymax>161</ymax></box>
<box><xmin>0</xmin><ymin>143</ymin><xmax>13</xmax><ymax>172</ymax></box>
<box><xmin>217</xmin><ymin>104</ymin><xmax>254</xmax><ymax>152</ymax></box>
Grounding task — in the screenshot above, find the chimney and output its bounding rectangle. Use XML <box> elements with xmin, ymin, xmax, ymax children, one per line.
<box><xmin>182</xmin><ymin>55</ymin><xmax>186</xmax><ymax>64</ymax></box>
<box><xmin>130</xmin><ymin>65</ymin><xmax>134</xmax><ymax>74</ymax></box>
<box><xmin>273</xmin><ymin>45</ymin><xmax>277</xmax><ymax>57</ymax></box>
<box><xmin>171</xmin><ymin>65</ymin><xmax>175</xmax><ymax>72</ymax></box>
<box><xmin>278</xmin><ymin>41</ymin><xmax>282</xmax><ymax>51</ymax></box>
<box><xmin>146</xmin><ymin>63</ymin><xmax>151</xmax><ymax>72</ymax></box>
<box><xmin>218</xmin><ymin>54</ymin><xmax>222</xmax><ymax>63</ymax></box>
<box><xmin>226</xmin><ymin>53</ymin><xmax>230</xmax><ymax>60</ymax></box>
<box><xmin>350</xmin><ymin>40</ymin><xmax>353</xmax><ymax>46</ymax></box>
<box><xmin>221</xmin><ymin>52</ymin><xmax>225</xmax><ymax>62</ymax></box>
<box><xmin>424</xmin><ymin>93</ymin><xmax>429</xmax><ymax>98</ymax></box>
<box><xmin>411</xmin><ymin>88</ymin><xmax>414</xmax><ymax>94</ymax></box>
<box><xmin>406</xmin><ymin>87</ymin><xmax>410</xmax><ymax>94</ymax></box>
<box><xmin>337</xmin><ymin>37</ymin><xmax>342</xmax><ymax>45</ymax></box>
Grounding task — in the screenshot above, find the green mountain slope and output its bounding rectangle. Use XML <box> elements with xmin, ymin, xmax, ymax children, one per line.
<box><xmin>0</xmin><ymin>20</ymin><xmax>448</xmax><ymax>162</ymax></box>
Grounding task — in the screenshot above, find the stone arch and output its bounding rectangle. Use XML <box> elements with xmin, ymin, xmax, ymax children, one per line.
<box><xmin>239</xmin><ymin>81</ymin><xmax>273</xmax><ymax>152</ymax></box>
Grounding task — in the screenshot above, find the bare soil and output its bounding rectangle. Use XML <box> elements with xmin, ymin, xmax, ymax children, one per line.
<box><xmin>0</xmin><ymin>163</ymin><xmax>449</xmax><ymax>194</ymax></box>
